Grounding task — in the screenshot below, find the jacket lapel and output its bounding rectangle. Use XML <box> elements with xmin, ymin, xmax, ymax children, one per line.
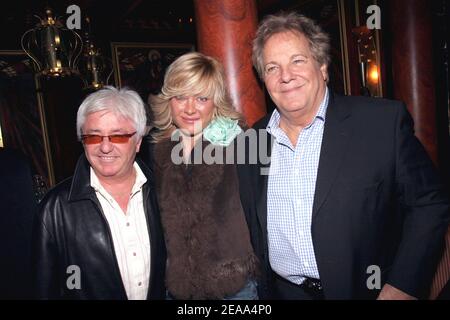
<box><xmin>312</xmin><ymin>94</ymin><xmax>353</xmax><ymax>218</ymax></box>
<box><xmin>256</xmin><ymin>128</ymin><xmax>273</xmax><ymax>241</ymax></box>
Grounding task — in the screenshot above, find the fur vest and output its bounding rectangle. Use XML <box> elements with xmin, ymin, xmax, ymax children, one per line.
<box><xmin>153</xmin><ymin>138</ymin><xmax>258</xmax><ymax>299</ymax></box>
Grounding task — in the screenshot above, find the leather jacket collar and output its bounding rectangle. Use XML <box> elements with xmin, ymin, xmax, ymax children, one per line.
<box><xmin>68</xmin><ymin>154</ymin><xmax>154</xmax><ymax>202</ymax></box>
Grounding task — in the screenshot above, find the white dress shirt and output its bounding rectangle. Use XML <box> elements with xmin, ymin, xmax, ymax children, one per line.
<box><xmin>91</xmin><ymin>163</ymin><xmax>151</xmax><ymax>300</ymax></box>
<box><xmin>266</xmin><ymin>88</ymin><xmax>329</xmax><ymax>284</ymax></box>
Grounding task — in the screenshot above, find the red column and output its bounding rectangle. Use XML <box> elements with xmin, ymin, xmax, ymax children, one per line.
<box><xmin>194</xmin><ymin>0</ymin><xmax>266</xmax><ymax>126</ymax></box>
<box><xmin>389</xmin><ymin>0</ymin><xmax>438</xmax><ymax>165</ymax></box>
<box><xmin>390</xmin><ymin>0</ymin><xmax>448</xmax><ymax>299</ymax></box>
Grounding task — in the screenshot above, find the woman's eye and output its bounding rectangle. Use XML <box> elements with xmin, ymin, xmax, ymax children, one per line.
<box><xmin>175</xmin><ymin>96</ymin><xmax>187</xmax><ymax>101</ymax></box>
<box><xmin>293</xmin><ymin>58</ymin><xmax>306</xmax><ymax>64</ymax></box>
<box><xmin>197</xmin><ymin>96</ymin><xmax>209</xmax><ymax>102</ymax></box>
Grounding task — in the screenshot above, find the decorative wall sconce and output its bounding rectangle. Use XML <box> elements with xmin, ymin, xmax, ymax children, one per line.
<box><xmin>21</xmin><ymin>8</ymin><xmax>82</xmax><ymax>77</ymax></box>
<box><xmin>77</xmin><ymin>17</ymin><xmax>113</xmax><ymax>90</ymax></box>
<box><xmin>79</xmin><ymin>37</ymin><xmax>113</xmax><ymax>90</ymax></box>
<box><xmin>352</xmin><ymin>26</ymin><xmax>381</xmax><ymax>97</ymax></box>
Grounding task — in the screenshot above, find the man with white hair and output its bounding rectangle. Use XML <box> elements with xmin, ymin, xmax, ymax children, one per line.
<box><xmin>32</xmin><ymin>86</ymin><xmax>166</xmax><ymax>299</ymax></box>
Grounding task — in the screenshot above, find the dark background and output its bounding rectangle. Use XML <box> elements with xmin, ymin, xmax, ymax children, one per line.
<box><xmin>0</xmin><ymin>0</ymin><xmax>448</xmax><ymax>194</ymax></box>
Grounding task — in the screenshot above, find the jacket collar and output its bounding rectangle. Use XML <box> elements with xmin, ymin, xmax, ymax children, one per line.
<box><xmin>312</xmin><ymin>90</ymin><xmax>352</xmax><ymax>217</ymax></box>
<box><xmin>259</xmin><ymin>89</ymin><xmax>350</xmax><ymax>160</ymax></box>
<box><xmin>68</xmin><ymin>153</ymin><xmax>154</xmax><ymax>202</ymax></box>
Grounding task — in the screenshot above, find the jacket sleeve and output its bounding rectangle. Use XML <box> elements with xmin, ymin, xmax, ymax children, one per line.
<box><xmin>31</xmin><ymin>202</ymin><xmax>61</xmax><ymax>299</ymax></box>
<box><xmin>387</xmin><ymin>103</ymin><xmax>450</xmax><ymax>298</ymax></box>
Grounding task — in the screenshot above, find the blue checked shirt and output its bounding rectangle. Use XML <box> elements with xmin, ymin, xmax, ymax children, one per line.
<box><xmin>266</xmin><ymin>88</ymin><xmax>329</xmax><ymax>285</ymax></box>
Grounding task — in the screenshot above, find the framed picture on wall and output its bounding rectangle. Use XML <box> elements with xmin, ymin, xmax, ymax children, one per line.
<box><xmin>0</xmin><ymin>50</ymin><xmax>54</xmax><ymax>190</ymax></box>
<box><xmin>111</xmin><ymin>42</ymin><xmax>194</xmax><ymax>103</ymax></box>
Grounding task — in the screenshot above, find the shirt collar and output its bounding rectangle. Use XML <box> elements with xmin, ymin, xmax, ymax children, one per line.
<box><xmin>267</xmin><ymin>87</ymin><xmax>329</xmax><ymax>136</ymax></box>
<box><xmin>90</xmin><ymin>162</ymin><xmax>147</xmax><ymax>198</ymax></box>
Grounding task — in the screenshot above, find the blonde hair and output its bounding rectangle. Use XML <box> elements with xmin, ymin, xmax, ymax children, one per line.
<box><xmin>150</xmin><ymin>52</ymin><xmax>243</xmax><ymax>142</ymax></box>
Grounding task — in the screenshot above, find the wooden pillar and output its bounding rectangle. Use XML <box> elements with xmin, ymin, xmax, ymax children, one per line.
<box><xmin>194</xmin><ymin>0</ymin><xmax>266</xmax><ymax>126</ymax></box>
<box><xmin>389</xmin><ymin>0</ymin><xmax>438</xmax><ymax>165</ymax></box>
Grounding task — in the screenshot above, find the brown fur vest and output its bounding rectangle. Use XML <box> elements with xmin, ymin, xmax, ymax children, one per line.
<box><xmin>153</xmin><ymin>138</ymin><xmax>258</xmax><ymax>299</ymax></box>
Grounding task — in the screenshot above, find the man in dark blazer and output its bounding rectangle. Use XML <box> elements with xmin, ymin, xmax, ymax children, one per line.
<box><xmin>244</xmin><ymin>11</ymin><xmax>449</xmax><ymax>300</ymax></box>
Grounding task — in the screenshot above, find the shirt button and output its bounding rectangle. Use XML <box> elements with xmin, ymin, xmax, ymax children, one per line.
<box><xmin>126</xmin><ymin>222</ymin><xmax>130</xmax><ymax>227</ymax></box>
<box><xmin>133</xmin><ymin>252</ymin><xmax>136</xmax><ymax>256</ymax></box>
<box><xmin>138</xmin><ymin>282</ymin><xmax>142</xmax><ymax>286</ymax></box>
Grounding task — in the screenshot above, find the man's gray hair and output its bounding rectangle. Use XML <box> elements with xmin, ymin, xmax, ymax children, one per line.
<box><xmin>252</xmin><ymin>11</ymin><xmax>331</xmax><ymax>79</ymax></box>
<box><xmin>76</xmin><ymin>86</ymin><xmax>147</xmax><ymax>139</ymax></box>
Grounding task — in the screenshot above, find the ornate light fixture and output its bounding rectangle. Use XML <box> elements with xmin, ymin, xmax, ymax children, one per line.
<box><xmin>78</xmin><ymin>18</ymin><xmax>113</xmax><ymax>90</ymax></box>
<box><xmin>21</xmin><ymin>8</ymin><xmax>82</xmax><ymax>77</ymax></box>
<box><xmin>352</xmin><ymin>26</ymin><xmax>381</xmax><ymax>97</ymax></box>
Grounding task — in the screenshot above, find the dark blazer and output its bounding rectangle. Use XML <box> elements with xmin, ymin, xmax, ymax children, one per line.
<box><xmin>0</xmin><ymin>148</ymin><xmax>37</xmax><ymax>299</ymax></box>
<box><xmin>32</xmin><ymin>154</ymin><xmax>166</xmax><ymax>299</ymax></box>
<box><xmin>241</xmin><ymin>92</ymin><xmax>450</xmax><ymax>299</ymax></box>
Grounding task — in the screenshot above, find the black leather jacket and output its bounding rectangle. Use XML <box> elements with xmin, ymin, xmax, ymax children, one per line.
<box><xmin>32</xmin><ymin>155</ymin><xmax>166</xmax><ymax>299</ymax></box>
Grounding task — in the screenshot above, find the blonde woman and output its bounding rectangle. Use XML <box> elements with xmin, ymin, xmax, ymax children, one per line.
<box><xmin>142</xmin><ymin>52</ymin><xmax>259</xmax><ymax>300</ymax></box>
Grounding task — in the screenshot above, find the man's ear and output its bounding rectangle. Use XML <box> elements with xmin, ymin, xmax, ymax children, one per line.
<box><xmin>320</xmin><ymin>64</ymin><xmax>328</xmax><ymax>82</ymax></box>
<box><xmin>136</xmin><ymin>137</ymin><xmax>142</xmax><ymax>153</ymax></box>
